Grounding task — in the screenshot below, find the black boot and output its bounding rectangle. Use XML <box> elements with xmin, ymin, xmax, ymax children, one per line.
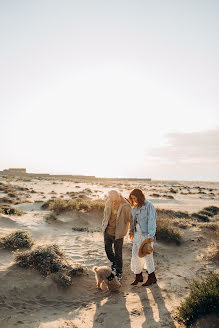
<box><xmin>131</xmin><ymin>273</ymin><xmax>143</xmax><ymax>285</ymax></box>
<box><xmin>142</xmin><ymin>272</ymin><xmax>157</xmax><ymax>286</ymax></box>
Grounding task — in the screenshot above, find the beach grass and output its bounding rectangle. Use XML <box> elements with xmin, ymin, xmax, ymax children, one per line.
<box><xmin>14</xmin><ymin>244</ymin><xmax>85</xmax><ymax>286</ymax></box>
<box><xmin>176</xmin><ymin>272</ymin><xmax>219</xmax><ymax>326</ymax></box>
<box><xmin>0</xmin><ymin>230</ymin><xmax>33</xmax><ymax>249</ymax></box>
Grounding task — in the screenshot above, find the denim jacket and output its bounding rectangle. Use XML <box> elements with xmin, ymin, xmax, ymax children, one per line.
<box><xmin>131</xmin><ymin>200</ymin><xmax>156</xmax><ymax>238</ymax></box>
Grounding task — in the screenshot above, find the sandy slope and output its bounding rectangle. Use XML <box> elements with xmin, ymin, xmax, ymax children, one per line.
<box><xmin>0</xmin><ymin>177</ymin><xmax>218</xmax><ymax>328</ymax></box>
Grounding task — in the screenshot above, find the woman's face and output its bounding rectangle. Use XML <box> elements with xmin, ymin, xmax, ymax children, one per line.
<box><xmin>131</xmin><ymin>195</ymin><xmax>138</xmax><ymax>205</ymax></box>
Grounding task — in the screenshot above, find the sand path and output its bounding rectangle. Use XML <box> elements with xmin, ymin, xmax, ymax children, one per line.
<box><xmin>0</xmin><ymin>177</ymin><xmax>218</xmax><ymax>327</ymax></box>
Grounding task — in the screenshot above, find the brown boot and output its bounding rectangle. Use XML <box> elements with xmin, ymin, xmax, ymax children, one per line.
<box><xmin>142</xmin><ymin>272</ymin><xmax>157</xmax><ymax>286</ymax></box>
<box><xmin>131</xmin><ymin>273</ymin><xmax>143</xmax><ymax>285</ymax></box>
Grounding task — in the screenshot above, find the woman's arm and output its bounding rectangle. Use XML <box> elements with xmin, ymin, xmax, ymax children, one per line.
<box><xmin>147</xmin><ymin>203</ymin><xmax>156</xmax><ymax>238</ymax></box>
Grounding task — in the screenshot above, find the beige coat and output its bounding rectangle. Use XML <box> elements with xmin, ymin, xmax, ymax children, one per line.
<box><xmin>102</xmin><ymin>198</ymin><xmax>134</xmax><ymax>239</ymax></box>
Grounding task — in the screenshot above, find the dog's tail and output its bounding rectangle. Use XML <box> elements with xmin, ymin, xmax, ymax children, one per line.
<box><xmin>92</xmin><ymin>266</ymin><xmax>98</xmax><ymax>272</ymax></box>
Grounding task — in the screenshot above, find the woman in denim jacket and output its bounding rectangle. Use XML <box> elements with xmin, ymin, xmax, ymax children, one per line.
<box><xmin>129</xmin><ymin>188</ymin><xmax>157</xmax><ymax>286</ymax></box>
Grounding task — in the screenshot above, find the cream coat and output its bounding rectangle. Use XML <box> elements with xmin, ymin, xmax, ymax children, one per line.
<box><xmin>102</xmin><ymin>198</ymin><xmax>134</xmax><ymax>240</ymax></box>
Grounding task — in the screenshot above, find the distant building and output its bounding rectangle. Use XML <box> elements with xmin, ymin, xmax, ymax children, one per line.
<box><xmin>3</xmin><ymin>168</ymin><xmax>26</xmax><ymax>173</ymax></box>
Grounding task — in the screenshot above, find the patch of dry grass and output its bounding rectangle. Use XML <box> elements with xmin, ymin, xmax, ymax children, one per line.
<box><xmin>156</xmin><ymin>208</ymin><xmax>190</xmax><ymax>219</ymax></box>
<box><xmin>42</xmin><ymin>198</ymin><xmax>105</xmax><ymax>214</ymax></box>
<box><xmin>14</xmin><ymin>245</ymin><xmax>85</xmax><ymax>286</ymax></box>
<box><xmin>0</xmin><ymin>230</ymin><xmax>33</xmax><ymax>249</ymax></box>
<box><xmin>156</xmin><ymin>218</ymin><xmax>182</xmax><ymax>245</ymax></box>
<box><xmin>0</xmin><ymin>205</ymin><xmax>24</xmax><ymax>216</ymax></box>
<box><xmin>198</xmin><ymin>221</ymin><xmax>219</xmax><ymax>233</ymax></box>
<box><xmin>172</xmin><ymin>218</ymin><xmax>191</xmax><ymax>229</ymax></box>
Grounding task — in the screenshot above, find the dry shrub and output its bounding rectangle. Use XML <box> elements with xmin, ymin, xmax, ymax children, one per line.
<box><xmin>14</xmin><ymin>245</ymin><xmax>84</xmax><ymax>286</ymax></box>
<box><xmin>42</xmin><ymin>198</ymin><xmax>105</xmax><ymax>215</ymax></box>
<box><xmin>203</xmin><ymin>206</ymin><xmax>219</xmax><ymax>216</ymax></box>
<box><xmin>172</xmin><ymin>218</ymin><xmax>191</xmax><ymax>229</ymax></box>
<box><xmin>207</xmin><ymin>245</ymin><xmax>219</xmax><ymax>264</ymax></box>
<box><xmin>156</xmin><ymin>218</ymin><xmax>182</xmax><ymax>245</ymax></box>
<box><xmin>163</xmin><ymin>195</ymin><xmax>174</xmax><ymax>199</ymax></box>
<box><xmin>41</xmin><ymin>199</ymin><xmax>54</xmax><ymax>209</ymax></box>
<box><xmin>176</xmin><ymin>272</ymin><xmax>219</xmax><ymax>326</ymax></box>
<box><xmin>72</xmin><ymin>227</ymin><xmax>101</xmax><ymax>232</ymax></box>
<box><xmin>149</xmin><ymin>193</ymin><xmax>160</xmax><ymax>197</ymax></box>
<box><xmin>157</xmin><ymin>207</ymin><xmax>219</xmax><ymax>223</ymax></box>
<box><xmin>0</xmin><ymin>230</ymin><xmax>33</xmax><ymax>249</ymax></box>
<box><xmin>199</xmin><ymin>221</ymin><xmax>219</xmax><ymax>233</ymax></box>
<box><xmin>0</xmin><ymin>196</ymin><xmax>15</xmax><ymax>204</ymax></box>
<box><xmin>0</xmin><ymin>205</ymin><xmax>24</xmax><ymax>216</ymax></box>
<box><xmin>156</xmin><ymin>208</ymin><xmax>189</xmax><ymax>220</ymax></box>
<box><xmin>191</xmin><ymin>212</ymin><xmax>209</xmax><ymax>222</ymax></box>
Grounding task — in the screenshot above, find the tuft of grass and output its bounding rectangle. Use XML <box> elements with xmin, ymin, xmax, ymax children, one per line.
<box><xmin>156</xmin><ymin>208</ymin><xmax>189</xmax><ymax>220</ymax></box>
<box><xmin>43</xmin><ymin>198</ymin><xmax>105</xmax><ymax>215</ymax></box>
<box><xmin>41</xmin><ymin>199</ymin><xmax>54</xmax><ymax>209</ymax></box>
<box><xmin>0</xmin><ymin>196</ymin><xmax>15</xmax><ymax>204</ymax></box>
<box><xmin>209</xmin><ymin>247</ymin><xmax>219</xmax><ymax>263</ymax></box>
<box><xmin>0</xmin><ymin>205</ymin><xmax>24</xmax><ymax>216</ymax></box>
<box><xmin>72</xmin><ymin>227</ymin><xmax>89</xmax><ymax>232</ymax></box>
<box><xmin>72</xmin><ymin>227</ymin><xmax>101</xmax><ymax>233</ymax></box>
<box><xmin>149</xmin><ymin>193</ymin><xmax>160</xmax><ymax>197</ymax></box>
<box><xmin>173</xmin><ymin>218</ymin><xmax>190</xmax><ymax>229</ymax></box>
<box><xmin>203</xmin><ymin>206</ymin><xmax>219</xmax><ymax>216</ymax></box>
<box><xmin>14</xmin><ymin>244</ymin><xmax>84</xmax><ymax>286</ymax></box>
<box><xmin>0</xmin><ymin>230</ymin><xmax>33</xmax><ymax>249</ymax></box>
<box><xmin>199</xmin><ymin>221</ymin><xmax>219</xmax><ymax>232</ymax></box>
<box><xmin>191</xmin><ymin>213</ymin><xmax>209</xmax><ymax>222</ymax></box>
<box><xmin>156</xmin><ymin>218</ymin><xmax>182</xmax><ymax>245</ymax></box>
<box><xmin>198</xmin><ymin>210</ymin><xmax>214</xmax><ymax>217</ymax></box>
<box><xmin>176</xmin><ymin>273</ymin><xmax>219</xmax><ymax>326</ymax></box>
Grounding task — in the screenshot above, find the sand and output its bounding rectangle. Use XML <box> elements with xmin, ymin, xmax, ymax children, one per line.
<box><xmin>0</xmin><ymin>176</ymin><xmax>219</xmax><ymax>328</ymax></box>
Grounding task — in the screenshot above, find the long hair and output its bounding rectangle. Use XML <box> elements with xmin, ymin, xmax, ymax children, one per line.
<box><xmin>129</xmin><ymin>189</ymin><xmax>145</xmax><ymax>208</ymax></box>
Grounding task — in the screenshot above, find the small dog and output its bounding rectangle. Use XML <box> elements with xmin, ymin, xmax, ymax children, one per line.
<box><xmin>92</xmin><ymin>266</ymin><xmax>121</xmax><ymax>291</ymax></box>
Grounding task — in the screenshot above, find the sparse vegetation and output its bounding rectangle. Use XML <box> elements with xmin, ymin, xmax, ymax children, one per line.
<box><xmin>72</xmin><ymin>227</ymin><xmax>101</xmax><ymax>232</ymax></box>
<box><xmin>173</xmin><ymin>218</ymin><xmax>191</xmax><ymax>229</ymax></box>
<box><xmin>191</xmin><ymin>212</ymin><xmax>209</xmax><ymax>222</ymax></box>
<box><xmin>203</xmin><ymin>206</ymin><xmax>219</xmax><ymax>216</ymax></box>
<box><xmin>72</xmin><ymin>227</ymin><xmax>89</xmax><ymax>232</ymax></box>
<box><xmin>156</xmin><ymin>206</ymin><xmax>219</xmax><ymax>223</ymax></box>
<box><xmin>0</xmin><ymin>230</ymin><xmax>33</xmax><ymax>249</ymax></box>
<box><xmin>209</xmin><ymin>246</ymin><xmax>219</xmax><ymax>263</ymax></box>
<box><xmin>156</xmin><ymin>218</ymin><xmax>182</xmax><ymax>244</ymax></box>
<box><xmin>176</xmin><ymin>272</ymin><xmax>219</xmax><ymax>326</ymax></box>
<box><xmin>156</xmin><ymin>208</ymin><xmax>189</xmax><ymax>219</ymax></box>
<box><xmin>41</xmin><ymin>198</ymin><xmax>105</xmax><ymax>214</ymax></box>
<box><xmin>14</xmin><ymin>245</ymin><xmax>84</xmax><ymax>286</ymax></box>
<box><xmin>0</xmin><ymin>196</ymin><xmax>15</xmax><ymax>204</ymax></box>
<box><xmin>0</xmin><ymin>205</ymin><xmax>24</xmax><ymax>216</ymax></box>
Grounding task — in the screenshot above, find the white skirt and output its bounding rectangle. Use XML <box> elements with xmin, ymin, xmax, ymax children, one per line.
<box><xmin>130</xmin><ymin>223</ymin><xmax>155</xmax><ymax>274</ymax></box>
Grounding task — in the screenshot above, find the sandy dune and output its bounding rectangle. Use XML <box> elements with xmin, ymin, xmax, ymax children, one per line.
<box><xmin>0</xmin><ymin>176</ymin><xmax>218</xmax><ymax>328</ymax></box>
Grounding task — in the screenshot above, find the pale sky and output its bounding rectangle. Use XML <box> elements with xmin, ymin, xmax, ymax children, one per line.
<box><xmin>0</xmin><ymin>0</ymin><xmax>219</xmax><ymax>181</ymax></box>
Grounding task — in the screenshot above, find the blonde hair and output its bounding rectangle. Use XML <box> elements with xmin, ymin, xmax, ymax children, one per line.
<box><xmin>106</xmin><ymin>190</ymin><xmax>121</xmax><ymax>202</ymax></box>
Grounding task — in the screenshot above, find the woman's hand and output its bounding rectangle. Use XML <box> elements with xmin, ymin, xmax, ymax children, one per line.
<box><xmin>129</xmin><ymin>233</ymin><xmax>134</xmax><ymax>240</ymax></box>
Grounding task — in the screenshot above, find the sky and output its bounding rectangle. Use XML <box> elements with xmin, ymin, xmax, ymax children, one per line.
<box><xmin>0</xmin><ymin>0</ymin><xmax>219</xmax><ymax>181</ymax></box>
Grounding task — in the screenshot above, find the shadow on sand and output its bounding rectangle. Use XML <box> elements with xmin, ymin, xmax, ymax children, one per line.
<box><xmin>92</xmin><ymin>291</ymin><xmax>131</xmax><ymax>328</ymax></box>
<box><xmin>136</xmin><ymin>282</ymin><xmax>176</xmax><ymax>328</ymax></box>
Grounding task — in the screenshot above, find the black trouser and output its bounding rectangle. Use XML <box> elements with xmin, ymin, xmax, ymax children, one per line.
<box><xmin>104</xmin><ymin>231</ymin><xmax>123</xmax><ymax>274</ymax></box>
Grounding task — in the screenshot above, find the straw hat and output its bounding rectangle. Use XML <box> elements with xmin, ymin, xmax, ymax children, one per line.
<box><xmin>138</xmin><ymin>238</ymin><xmax>154</xmax><ymax>257</ymax></box>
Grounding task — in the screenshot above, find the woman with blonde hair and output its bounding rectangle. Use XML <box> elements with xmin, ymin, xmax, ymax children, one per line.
<box><xmin>129</xmin><ymin>188</ymin><xmax>157</xmax><ymax>286</ymax></box>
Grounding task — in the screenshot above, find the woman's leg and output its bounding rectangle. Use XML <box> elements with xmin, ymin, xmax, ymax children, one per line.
<box><xmin>145</xmin><ymin>242</ymin><xmax>155</xmax><ymax>274</ymax></box>
<box><xmin>142</xmin><ymin>242</ymin><xmax>157</xmax><ymax>286</ymax></box>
